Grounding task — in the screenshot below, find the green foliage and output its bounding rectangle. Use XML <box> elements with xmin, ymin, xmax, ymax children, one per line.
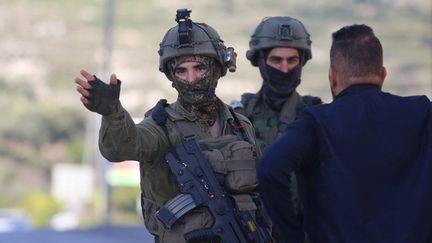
<box><xmin>68</xmin><ymin>139</ymin><xmax>85</xmax><ymax>163</ymax></box>
<box><xmin>0</xmin><ymin>196</ymin><xmax>5</xmax><ymax>208</ymax></box>
<box><xmin>19</xmin><ymin>191</ymin><xmax>62</xmax><ymax>227</ymax></box>
<box><xmin>1</xmin><ymin>98</ymin><xmax>85</xmax><ymax>147</ymax></box>
<box><xmin>110</xmin><ymin>186</ymin><xmax>141</xmax><ymax>224</ymax></box>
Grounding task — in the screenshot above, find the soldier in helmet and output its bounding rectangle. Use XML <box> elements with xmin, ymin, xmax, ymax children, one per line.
<box><xmin>75</xmin><ymin>9</ymin><xmax>272</xmax><ymax>243</ymax></box>
<box><xmin>230</xmin><ymin>16</ymin><xmax>322</xmax><ymax>242</ymax></box>
<box><xmin>235</xmin><ymin>16</ymin><xmax>322</xmax><ymax>152</ymax></box>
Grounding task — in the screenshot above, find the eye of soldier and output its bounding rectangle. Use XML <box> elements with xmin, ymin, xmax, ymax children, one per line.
<box><xmin>268</xmin><ymin>55</ymin><xmax>299</xmax><ymax>64</ymax></box>
<box><xmin>268</xmin><ymin>56</ymin><xmax>284</xmax><ymax>64</ymax></box>
<box><xmin>195</xmin><ymin>64</ymin><xmax>208</xmax><ymax>76</ymax></box>
<box><xmin>174</xmin><ymin>61</ymin><xmax>208</xmax><ymax>81</ymax></box>
<box><xmin>174</xmin><ymin>67</ymin><xmax>186</xmax><ymax>76</ymax></box>
<box><xmin>286</xmin><ymin>56</ymin><xmax>299</xmax><ymax>64</ymax></box>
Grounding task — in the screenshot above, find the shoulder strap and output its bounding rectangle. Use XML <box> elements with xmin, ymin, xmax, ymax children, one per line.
<box><xmin>228</xmin><ymin>107</ymin><xmax>250</xmax><ymax>143</ymax></box>
<box><xmin>241</xmin><ymin>93</ymin><xmax>260</xmax><ymax>118</ymax></box>
<box><xmin>302</xmin><ymin>95</ymin><xmax>322</xmax><ymax>107</ymax></box>
<box><xmin>150</xmin><ymin>99</ymin><xmax>196</xmax><ymax>142</ymax></box>
<box><xmin>240</xmin><ymin>93</ymin><xmax>255</xmax><ymax>105</ymax></box>
<box><xmin>149</xmin><ymin>99</ymin><xmax>170</xmax><ymax>126</ymax></box>
<box><xmin>149</xmin><ymin>99</ymin><xmax>175</xmax><ymax>149</ymax></box>
<box><xmin>164</xmin><ymin>108</ymin><xmax>196</xmax><ymax>139</ymax></box>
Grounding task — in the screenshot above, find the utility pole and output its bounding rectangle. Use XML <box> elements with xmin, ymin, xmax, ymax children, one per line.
<box><xmin>98</xmin><ymin>0</ymin><xmax>115</xmax><ymax>225</ymax></box>
<box><xmin>81</xmin><ymin>0</ymin><xmax>115</xmax><ymax>227</ymax></box>
<box><xmin>102</xmin><ymin>0</ymin><xmax>114</xmax><ymax>81</ymax></box>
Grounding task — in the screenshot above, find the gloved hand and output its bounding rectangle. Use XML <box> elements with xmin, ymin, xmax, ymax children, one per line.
<box><xmin>84</xmin><ymin>75</ymin><xmax>121</xmax><ymax>116</ymax></box>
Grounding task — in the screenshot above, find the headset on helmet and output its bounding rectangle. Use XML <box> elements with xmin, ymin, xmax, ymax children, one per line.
<box><xmin>246</xmin><ymin>16</ymin><xmax>312</xmax><ymax>67</ymax></box>
<box><xmin>158</xmin><ymin>9</ymin><xmax>237</xmax><ymax>80</ymax></box>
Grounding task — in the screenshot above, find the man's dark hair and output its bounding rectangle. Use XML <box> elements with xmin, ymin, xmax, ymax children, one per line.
<box><xmin>330</xmin><ymin>24</ymin><xmax>383</xmax><ymax>77</ymax></box>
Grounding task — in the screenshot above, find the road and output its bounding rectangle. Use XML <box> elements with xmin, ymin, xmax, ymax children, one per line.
<box><xmin>0</xmin><ymin>225</ymin><xmax>154</xmax><ymax>243</ymax></box>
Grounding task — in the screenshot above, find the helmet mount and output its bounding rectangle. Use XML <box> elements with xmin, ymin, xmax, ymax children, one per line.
<box><xmin>175</xmin><ymin>9</ymin><xmax>193</xmax><ymax>47</ymax></box>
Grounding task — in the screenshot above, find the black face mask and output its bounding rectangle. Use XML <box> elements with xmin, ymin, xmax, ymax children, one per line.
<box><xmin>263</xmin><ymin>64</ymin><xmax>302</xmax><ymax>95</ymax></box>
<box><xmin>258</xmin><ymin>55</ymin><xmax>303</xmax><ymax>111</ymax></box>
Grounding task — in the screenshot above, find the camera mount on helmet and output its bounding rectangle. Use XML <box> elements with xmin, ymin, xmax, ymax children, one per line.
<box><xmin>175</xmin><ymin>8</ymin><xmax>193</xmax><ymax>47</ymax></box>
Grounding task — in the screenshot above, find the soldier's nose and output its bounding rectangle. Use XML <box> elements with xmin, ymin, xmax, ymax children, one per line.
<box><xmin>280</xmin><ymin>62</ymin><xmax>290</xmax><ymax>73</ymax></box>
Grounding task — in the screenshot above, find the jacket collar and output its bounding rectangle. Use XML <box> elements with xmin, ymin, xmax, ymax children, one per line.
<box><xmin>169</xmin><ymin>98</ymin><xmax>234</xmax><ymax>124</ymax></box>
<box><xmin>335</xmin><ymin>84</ymin><xmax>381</xmax><ymax>99</ymax></box>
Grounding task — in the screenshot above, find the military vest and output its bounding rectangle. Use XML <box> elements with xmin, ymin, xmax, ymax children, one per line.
<box><xmin>141</xmin><ymin>102</ymin><xmax>264</xmax><ymax>243</ymax></box>
<box><xmin>241</xmin><ymin>91</ymin><xmax>321</xmax><ymax>152</ymax></box>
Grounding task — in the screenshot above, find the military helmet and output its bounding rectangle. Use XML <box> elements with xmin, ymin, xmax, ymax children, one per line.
<box><xmin>246</xmin><ymin>16</ymin><xmax>312</xmax><ymax>66</ymax></box>
<box><xmin>159</xmin><ymin>9</ymin><xmax>236</xmax><ymax>80</ymax></box>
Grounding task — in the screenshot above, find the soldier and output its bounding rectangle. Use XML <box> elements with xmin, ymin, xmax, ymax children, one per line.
<box><xmin>230</xmin><ymin>17</ymin><xmax>322</xmax><ymax>242</ymax></box>
<box><xmin>233</xmin><ymin>16</ymin><xmax>322</xmax><ymax>153</ymax></box>
<box><xmin>75</xmin><ymin>9</ymin><xmax>271</xmax><ymax>243</ymax></box>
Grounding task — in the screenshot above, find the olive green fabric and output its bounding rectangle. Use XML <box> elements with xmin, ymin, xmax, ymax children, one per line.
<box><xmin>199</xmin><ymin>134</ymin><xmax>258</xmax><ymax>194</ymax></box>
<box><xmin>241</xmin><ymin>91</ymin><xmax>304</xmax><ymax>153</ymax></box>
<box><xmin>240</xmin><ymin>91</ymin><xmax>321</xmax><ymax>231</ymax></box>
<box><xmin>246</xmin><ymin>16</ymin><xmax>312</xmax><ymax>67</ymax></box>
<box><xmin>99</xmin><ymin>99</ymin><xmax>260</xmax><ymax>242</ymax></box>
<box><xmin>159</xmin><ymin>22</ymin><xmax>230</xmax><ymax>79</ymax></box>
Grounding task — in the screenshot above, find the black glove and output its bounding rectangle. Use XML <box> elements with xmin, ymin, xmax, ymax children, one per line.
<box><xmin>84</xmin><ymin>75</ymin><xmax>121</xmax><ymax>116</ymax></box>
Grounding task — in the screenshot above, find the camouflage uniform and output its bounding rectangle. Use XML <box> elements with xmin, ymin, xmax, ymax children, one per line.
<box><xmin>99</xmin><ymin>100</ymin><xmax>260</xmax><ymax>242</ymax></box>
<box><xmin>240</xmin><ymin>91</ymin><xmax>320</xmax><ymax>152</ymax></box>
<box><xmin>91</xmin><ymin>9</ymin><xmax>269</xmax><ymax>243</ymax></box>
<box><xmin>236</xmin><ymin>16</ymin><xmax>322</xmax><ymax>242</ymax></box>
<box><xmin>240</xmin><ymin>16</ymin><xmax>321</xmax><ymax>153</ymax></box>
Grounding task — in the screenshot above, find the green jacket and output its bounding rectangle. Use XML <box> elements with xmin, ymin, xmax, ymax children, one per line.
<box><xmin>99</xmin><ymin>99</ymin><xmax>260</xmax><ymax>240</ymax></box>
<box><xmin>240</xmin><ymin>90</ymin><xmax>321</xmax><ymax>235</ymax></box>
<box><xmin>241</xmin><ymin>91</ymin><xmax>321</xmax><ymax>153</ymax></box>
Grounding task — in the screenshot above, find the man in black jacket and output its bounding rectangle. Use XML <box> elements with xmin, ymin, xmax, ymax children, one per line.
<box><xmin>258</xmin><ymin>24</ymin><xmax>432</xmax><ymax>243</ymax></box>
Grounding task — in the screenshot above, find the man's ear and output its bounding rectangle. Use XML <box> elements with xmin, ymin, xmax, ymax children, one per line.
<box><xmin>329</xmin><ymin>66</ymin><xmax>345</xmax><ymax>97</ymax></box>
<box><xmin>381</xmin><ymin>66</ymin><xmax>387</xmax><ymax>81</ymax></box>
<box><xmin>328</xmin><ymin>66</ymin><xmax>337</xmax><ymax>90</ymax></box>
<box><xmin>375</xmin><ymin>66</ymin><xmax>387</xmax><ymax>88</ymax></box>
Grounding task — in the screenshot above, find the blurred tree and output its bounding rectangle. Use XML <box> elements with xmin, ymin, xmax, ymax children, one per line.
<box><xmin>19</xmin><ymin>191</ymin><xmax>62</xmax><ymax>227</ymax></box>
<box><xmin>110</xmin><ymin>186</ymin><xmax>141</xmax><ymax>225</ymax></box>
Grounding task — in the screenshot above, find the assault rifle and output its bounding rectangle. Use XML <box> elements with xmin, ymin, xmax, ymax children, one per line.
<box><xmin>156</xmin><ymin>135</ymin><xmax>271</xmax><ymax>243</ymax></box>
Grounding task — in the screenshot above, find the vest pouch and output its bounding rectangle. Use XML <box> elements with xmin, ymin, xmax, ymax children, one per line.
<box><xmin>158</xmin><ymin>206</ymin><xmax>214</xmax><ymax>243</ymax></box>
<box><xmin>200</xmin><ymin>135</ymin><xmax>258</xmax><ymax>194</ymax></box>
<box><xmin>222</xmin><ymin>141</ymin><xmax>257</xmax><ymax>193</ymax></box>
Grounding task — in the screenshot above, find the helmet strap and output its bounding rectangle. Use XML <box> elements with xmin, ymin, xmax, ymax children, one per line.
<box><xmin>257</xmin><ymin>50</ymin><xmax>271</xmax><ymax>83</ymax></box>
<box><xmin>298</xmin><ymin>50</ymin><xmax>306</xmax><ymax>66</ymax></box>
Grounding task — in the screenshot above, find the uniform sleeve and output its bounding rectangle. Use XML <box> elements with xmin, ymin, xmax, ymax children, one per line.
<box><xmin>98</xmin><ymin>102</ymin><xmax>168</xmax><ymax>164</ymax></box>
<box><xmin>257</xmin><ymin>111</ymin><xmax>318</xmax><ymax>243</ymax></box>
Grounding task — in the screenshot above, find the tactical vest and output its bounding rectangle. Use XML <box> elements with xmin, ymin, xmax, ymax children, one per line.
<box><xmin>240</xmin><ymin>91</ymin><xmax>321</xmax><ymax>228</ymax></box>
<box><xmin>141</xmin><ymin>100</ymin><xmax>267</xmax><ymax>243</ymax></box>
<box><xmin>241</xmin><ymin>91</ymin><xmax>321</xmax><ymax>152</ymax></box>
